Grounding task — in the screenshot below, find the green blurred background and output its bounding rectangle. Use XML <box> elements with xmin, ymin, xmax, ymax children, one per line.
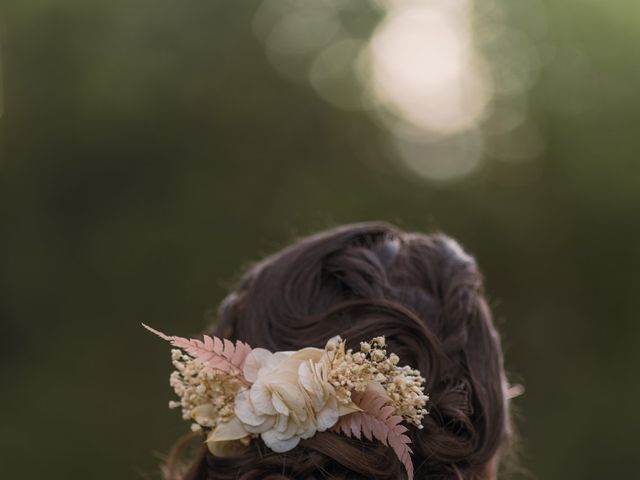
<box><xmin>1</xmin><ymin>0</ymin><xmax>638</xmax><ymax>478</ymax></box>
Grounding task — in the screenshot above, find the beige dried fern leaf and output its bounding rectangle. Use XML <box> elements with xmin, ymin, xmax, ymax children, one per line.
<box><xmin>142</xmin><ymin>323</ymin><xmax>252</xmax><ymax>376</ymax></box>
<box><xmin>332</xmin><ymin>390</ymin><xmax>415</xmax><ymax>480</ymax></box>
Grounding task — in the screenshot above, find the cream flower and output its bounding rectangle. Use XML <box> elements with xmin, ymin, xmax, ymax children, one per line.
<box><xmin>228</xmin><ymin>337</ymin><xmax>357</xmax><ymax>452</ymax></box>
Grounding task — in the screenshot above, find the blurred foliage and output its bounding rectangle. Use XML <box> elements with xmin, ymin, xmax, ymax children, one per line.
<box><xmin>1</xmin><ymin>1</ymin><xmax>639</xmax><ymax>479</ymax></box>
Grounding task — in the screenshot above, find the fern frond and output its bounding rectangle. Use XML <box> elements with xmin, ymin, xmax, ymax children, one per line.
<box><xmin>142</xmin><ymin>323</ymin><xmax>253</xmax><ymax>375</ymax></box>
<box><xmin>332</xmin><ymin>390</ymin><xmax>415</xmax><ymax>480</ymax></box>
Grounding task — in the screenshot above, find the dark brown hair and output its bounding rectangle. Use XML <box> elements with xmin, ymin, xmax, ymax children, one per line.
<box><xmin>164</xmin><ymin>222</ymin><xmax>513</xmax><ymax>480</ymax></box>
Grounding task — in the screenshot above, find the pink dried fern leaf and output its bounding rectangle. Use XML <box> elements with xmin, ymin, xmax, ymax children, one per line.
<box><xmin>332</xmin><ymin>390</ymin><xmax>415</xmax><ymax>480</ymax></box>
<box><xmin>142</xmin><ymin>323</ymin><xmax>253</xmax><ymax>375</ymax></box>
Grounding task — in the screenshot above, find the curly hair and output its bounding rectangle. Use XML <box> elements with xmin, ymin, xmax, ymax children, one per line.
<box><xmin>162</xmin><ymin>222</ymin><xmax>514</xmax><ymax>480</ymax></box>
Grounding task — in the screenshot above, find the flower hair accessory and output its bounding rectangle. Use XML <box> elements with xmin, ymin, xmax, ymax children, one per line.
<box><xmin>144</xmin><ymin>324</ymin><xmax>430</xmax><ymax>479</ymax></box>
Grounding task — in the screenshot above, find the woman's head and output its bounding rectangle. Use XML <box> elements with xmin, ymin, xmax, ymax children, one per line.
<box><xmin>170</xmin><ymin>222</ymin><xmax>513</xmax><ymax>480</ymax></box>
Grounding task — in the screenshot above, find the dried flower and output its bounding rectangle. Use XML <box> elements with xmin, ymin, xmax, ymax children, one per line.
<box><xmin>167</xmin><ymin>349</ymin><xmax>244</xmax><ymax>431</ymax></box>
<box><xmin>229</xmin><ymin>338</ymin><xmax>359</xmax><ymax>452</ymax></box>
<box><xmin>146</xmin><ymin>324</ymin><xmax>430</xmax><ymax>475</ymax></box>
<box><xmin>327</xmin><ymin>336</ymin><xmax>429</xmax><ymax>427</ymax></box>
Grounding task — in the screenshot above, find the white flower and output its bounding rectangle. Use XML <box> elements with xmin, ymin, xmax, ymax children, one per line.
<box><xmin>230</xmin><ymin>337</ymin><xmax>356</xmax><ymax>452</ymax></box>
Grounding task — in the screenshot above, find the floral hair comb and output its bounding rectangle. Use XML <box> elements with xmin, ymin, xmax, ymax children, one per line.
<box><xmin>144</xmin><ymin>324</ymin><xmax>430</xmax><ymax>480</ymax></box>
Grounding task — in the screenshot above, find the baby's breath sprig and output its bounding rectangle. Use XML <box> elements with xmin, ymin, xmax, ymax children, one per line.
<box><xmin>168</xmin><ymin>349</ymin><xmax>243</xmax><ymax>431</ymax></box>
<box><xmin>327</xmin><ymin>336</ymin><xmax>429</xmax><ymax>427</ymax></box>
